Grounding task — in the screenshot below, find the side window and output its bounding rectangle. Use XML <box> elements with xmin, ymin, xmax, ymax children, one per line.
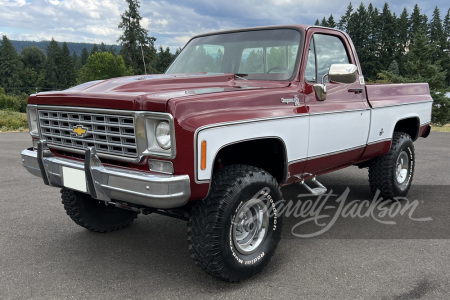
<box><xmin>304</xmin><ymin>37</ymin><xmax>316</xmax><ymax>82</ymax></box>
<box><xmin>314</xmin><ymin>34</ymin><xmax>350</xmax><ymax>82</ymax></box>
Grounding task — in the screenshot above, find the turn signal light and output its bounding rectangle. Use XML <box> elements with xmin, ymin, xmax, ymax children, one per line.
<box><xmin>201</xmin><ymin>141</ymin><xmax>207</xmax><ymax>170</ymax></box>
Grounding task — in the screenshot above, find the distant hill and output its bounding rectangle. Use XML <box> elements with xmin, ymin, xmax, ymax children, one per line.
<box><xmin>9</xmin><ymin>40</ymin><xmax>121</xmax><ymax>56</ymax></box>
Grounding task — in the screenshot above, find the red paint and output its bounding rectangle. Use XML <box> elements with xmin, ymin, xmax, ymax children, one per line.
<box><xmin>365</xmin><ymin>83</ymin><xmax>432</xmax><ymax>107</ymax></box>
<box><xmin>26</xmin><ymin>25</ymin><xmax>432</xmax><ymax>203</ymax></box>
<box><xmin>419</xmin><ymin>123</ymin><xmax>431</xmax><ymax>137</ymax></box>
<box><xmin>355</xmin><ymin>140</ymin><xmax>392</xmax><ymax>163</ymax></box>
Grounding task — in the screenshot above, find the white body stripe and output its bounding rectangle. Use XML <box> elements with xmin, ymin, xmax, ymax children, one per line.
<box><xmin>308</xmin><ymin>110</ymin><xmax>370</xmax><ymax>158</ymax></box>
<box><xmin>196</xmin><ymin>116</ymin><xmax>309</xmax><ymax>181</ymax></box>
<box><xmin>368</xmin><ymin>102</ymin><xmax>432</xmax><ymax>144</ymax></box>
<box><xmin>195</xmin><ymin>101</ymin><xmax>432</xmax><ymax>182</ymax></box>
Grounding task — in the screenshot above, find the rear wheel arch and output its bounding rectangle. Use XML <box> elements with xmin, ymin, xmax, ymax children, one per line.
<box><xmin>393</xmin><ymin>117</ymin><xmax>420</xmax><ymax>141</ymax></box>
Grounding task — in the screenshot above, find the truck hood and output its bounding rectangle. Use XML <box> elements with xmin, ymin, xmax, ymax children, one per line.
<box><xmin>29</xmin><ymin>73</ymin><xmax>289</xmax><ymax>111</ymax></box>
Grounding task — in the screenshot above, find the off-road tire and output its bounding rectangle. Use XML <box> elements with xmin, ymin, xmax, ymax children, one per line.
<box><xmin>61</xmin><ymin>188</ymin><xmax>138</xmax><ymax>233</ymax></box>
<box><xmin>188</xmin><ymin>165</ymin><xmax>283</xmax><ymax>282</ymax></box>
<box><xmin>369</xmin><ymin>132</ymin><xmax>415</xmax><ymax>199</ymax></box>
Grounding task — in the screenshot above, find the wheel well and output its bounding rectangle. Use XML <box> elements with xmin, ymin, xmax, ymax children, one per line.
<box><xmin>213</xmin><ymin>138</ymin><xmax>287</xmax><ymax>183</ymax></box>
<box><xmin>393</xmin><ymin>117</ymin><xmax>419</xmax><ymax>141</ymax></box>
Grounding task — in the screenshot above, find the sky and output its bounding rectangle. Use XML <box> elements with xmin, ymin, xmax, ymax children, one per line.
<box><xmin>0</xmin><ymin>0</ymin><xmax>448</xmax><ymax>50</ymax></box>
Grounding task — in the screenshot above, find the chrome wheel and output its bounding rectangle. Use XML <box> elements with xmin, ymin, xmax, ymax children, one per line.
<box><xmin>396</xmin><ymin>151</ymin><xmax>409</xmax><ymax>184</ymax></box>
<box><xmin>232</xmin><ymin>198</ymin><xmax>269</xmax><ymax>255</ymax></box>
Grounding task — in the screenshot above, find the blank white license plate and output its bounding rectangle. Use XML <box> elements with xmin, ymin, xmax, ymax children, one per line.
<box><xmin>62</xmin><ymin>166</ymin><xmax>87</xmax><ymax>192</ymax></box>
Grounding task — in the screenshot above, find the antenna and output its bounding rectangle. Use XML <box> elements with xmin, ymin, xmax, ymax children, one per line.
<box><xmin>140</xmin><ymin>43</ymin><xmax>147</xmax><ymax>75</ymax></box>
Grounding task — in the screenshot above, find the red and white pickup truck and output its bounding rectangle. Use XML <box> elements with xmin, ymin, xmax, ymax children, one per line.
<box><xmin>21</xmin><ymin>25</ymin><xmax>432</xmax><ymax>281</ymax></box>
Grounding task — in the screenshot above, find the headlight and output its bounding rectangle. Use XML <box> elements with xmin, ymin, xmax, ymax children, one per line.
<box><xmin>155</xmin><ymin>121</ymin><xmax>171</xmax><ymax>149</ymax></box>
<box><xmin>136</xmin><ymin>113</ymin><xmax>176</xmax><ymax>159</ymax></box>
<box><xmin>27</xmin><ymin>105</ymin><xmax>39</xmax><ymax>137</ymax></box>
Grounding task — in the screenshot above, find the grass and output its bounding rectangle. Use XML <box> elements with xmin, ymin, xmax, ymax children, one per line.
<box><xmin>0</xmin><ymin>110</ymin><xmax>28</xmax><ymax>132</ymax></box>
<box><xmin>431</xmin><ymin>124</ymin><xmax>450</xmax><ymax>132</ymax></box>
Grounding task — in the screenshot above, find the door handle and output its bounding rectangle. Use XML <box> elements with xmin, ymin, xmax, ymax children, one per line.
<box><xmin>348</xmin><ymin>88</ymin><xmax>363</xmax><ymax>94</ymax></box>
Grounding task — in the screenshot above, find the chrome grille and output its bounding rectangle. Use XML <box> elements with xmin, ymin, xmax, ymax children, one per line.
<box><xmin>38</xmin><ymin>109</ymin><xmax>138</xmax><ymax>158</ymax></box>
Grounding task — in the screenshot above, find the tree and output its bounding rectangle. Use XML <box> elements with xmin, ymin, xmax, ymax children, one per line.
<box><xmin>118</xmin><ymin>0</ymin><xmax>157</xmax><ymax>74</ymax></box>
<box><xmin>44</xmin><ymin>39</ymin><xmax>62</xmax><ymax>89</ymax></box>
<box><xmin>395</xmin><ymin>8</ymin><xmax>410</xmax><ymax>76</ymax></box>
<box><xmin>59</xmin><ymin>42</ymin><xmax>76</xmax><ymax>88</ymax></box>
<box><xmin>155</xmin><ymin>46</ymin><xmax>173</xmax><ymax>73</ymax></box>
<box><xmin>387</xmin><ymin>60</ymin><xmax>399</xmax><ymax>76</ymax></box>
<box><xmin>410</xmin><ymin>4</ymin><xmax>428</xmax><ymax>37</ymax></box>
<box><xmin>378</xmin><ymin>3</ymin><xmax>396</xmax><ymax>69</ymax></box>
<box><xmin>429</xmin><ymin>7</ymin><xmax>446</xmax><ymax>63</ymax></box>
<box><xmin>78</xmin><ymin>52</ymin><xmax>132</xmax><ymax>83</ymax></box>
<box><xmin>443</xmin><ymin>9</ymin><xmax>450</xmax><ymax>86</ymax></box>
<box><xmin>21</xmin><ymin>46</ymin><xmax>46</xmax><ymax>70</ymax></box>
<box><xmin>327</xmin><ymin>14</ymin><xmax>336</xmax><ymax>28</ymax></box>
<box><xmin>0</xmin><ymin>35</ymin><xmax>23</xmax><ymax>92</ymax></box>
<box><xmin>80</xmin><ymin>47</ymin><xmax>89</xmax><ymax>65</ymax></box>
<box><xmin>320</xmin><ymin>17</ymin><xmax>328</xmax><ymax>27</ymax></box>
<box><xmin>338</xmin><ymin>2</ymin><xmax>353</xmax><ymax>31</ymax></box>
<box><xmin>90</xmin><ymin>44</ymin><xmax>99</xmax><ymax>56</ymax></box>
<box><xmin>405</xmin><ymin>30</ymin><xmax>446</xmax><ymax>90</ymax></box>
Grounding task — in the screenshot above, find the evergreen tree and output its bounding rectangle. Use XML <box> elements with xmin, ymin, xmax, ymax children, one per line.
<box><xmin>90</xmin><ymin>44</ymin><xmax>99</xmax><ymax>56</ymax></box>
<box><xmin>396</xmin><ymin>8</ymin><xmax>410</xmax><ymax>76</ymax></box>
<box><xmin>314</xmin><ymin>19</ymin><xmax>320</xmax><ymax>26</ymax></box>
<box><xmin>118</xmin><ymin>0</ymin><xmax>157</xmax><ymax>74</ymax></box>
<box><xmin>99</xmin><ymin>42</ymin><xmax>108</xmax><ymax>53</ymax></box>
<box><xmin>443</xmin><ymin>9</ymin><xmax>450</xmax><ymax>86</ymax></box>
<box><xmin>80</xmin><ymin>47</ymin><xmax>89</xmax><ymax>66</ymax></box>
<box><xmin>378</xmin><ymin>3</ymin><xmax>396</xmax><ymax>69</ymax></box>
<box><xmin>387</xmin><ymin>60</ymin><xmax>400</xmax><ymax>76</ymax></box>
<box><xmin>327</xmin><ymin>14</ymin><xmax>336</xmax><ymax>28</ymax></box>
<box><xmin>320</xmin><ymin>17</ymin><xmax>328</xmax><ymax>27</ymax></box>
<box><xmin>0</xmin><ymin>35</ymin><xmax>24</xmax><ymax>92</ymax></box>
<box><xmin>60</xmin><ymin>42</ymin><xmax>76</xmax><ymax>88</ymax></box>
<box><xmin>429</xmin><ymin>7</ymin><xmax>446</xmax><ymax>63</ymax></box>
<box><xmin>410</xmin><ymin>4</ymin><xmax>428</xmax><ymax>37</ymax></box>
<box><xmin>338</xmin><ymin>2</ymin><xmax>353</xmax><ymax>31</ymax></box>
<box><xmin>44</xmin><ymin>39</ymin><xmax>62</xmax><ymax>90</ymax></box>
<box><xmin>405</xmin><ymin>30</ymin><xmax>446</xmax><ymax>90</ymax></box>
<box><xmin>155</xmin><ymin>46</ymin><xmax>173</xmax><ymax>73</ymax></box>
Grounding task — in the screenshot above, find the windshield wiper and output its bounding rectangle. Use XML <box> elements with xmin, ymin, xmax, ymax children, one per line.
<box><xmin>234</xmin><ymin>73</ymin><xmax>248</xmax><ymax>80</ymax></box>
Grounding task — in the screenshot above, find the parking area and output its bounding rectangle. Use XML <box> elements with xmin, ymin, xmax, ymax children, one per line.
<box><xmin>1</xmin><ymin>132</ymin><xmax>449</xmax><ymax>299</ymax></box>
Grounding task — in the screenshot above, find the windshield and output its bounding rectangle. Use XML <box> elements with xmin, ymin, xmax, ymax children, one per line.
<box><xmin>166</xmin><ymin>29</ymin><xmax>302</xmax><ymax>81</ymax></box>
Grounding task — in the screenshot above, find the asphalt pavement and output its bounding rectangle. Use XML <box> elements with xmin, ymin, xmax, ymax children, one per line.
<box><xmin>0</xmin><ymin>132</ymin><xmax>449</xmax><ymax>299</ymax></box>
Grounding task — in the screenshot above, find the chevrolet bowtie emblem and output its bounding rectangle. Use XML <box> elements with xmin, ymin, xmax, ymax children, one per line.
<box><xmin>72</xmin><ymin>125</ymin><xmax>88</xmax><ymax>137</ymax></box>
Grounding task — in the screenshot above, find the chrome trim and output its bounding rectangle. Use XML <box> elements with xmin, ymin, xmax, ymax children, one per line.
<box><xmin>309</xmin><ymin>107</ymin><xmax>370</xmax><ymax>116</ymax></box>
<box><xmin>21</xmin><ymin>141</ymin><xmax>190</xmax><ymax>209</ymax></box>
<box><xmin>287</xmin><ymin>158</ymin><xmax>307</xmax><ymax>166</ymax></box>
<box><xmin>27</xmin><ymin>105</ymin><xmax>40</xmax><ymax>138</ymax></box>
<box><xmin>33</xmin><ymin>105</ymin><xmax>176</xmax><ymax>162</ymax></box>
<box><xmin>367</xmin><ymin>138</ymin><xmax>391</xmax><ymax>145</ymax></box>
<box><xmin>306</xmin><ymin>144</ymin><xmax>366</xmax><ymax>161</ymax></box>
<box><xmin>370</xmin><ymin>100</ymin><xmax>433</xmax><ymax>109</ymax></box>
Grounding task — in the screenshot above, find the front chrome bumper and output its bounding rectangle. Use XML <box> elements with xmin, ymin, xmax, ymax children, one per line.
<box><xmin>21</xmin><ymin>141</ymin><xmax>191</xmax><ymax>209</ymax></box>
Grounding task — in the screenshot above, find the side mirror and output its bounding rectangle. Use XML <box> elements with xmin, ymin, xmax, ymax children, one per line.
<box><xmin>328</xmin><ymin>64</ymin><xmax>358</xmax><ymax>84</ymax></box>
<box><xmin>313</xmin><ymin>64</ymin><xmax>358</xmax><ymax>101</ymax></box>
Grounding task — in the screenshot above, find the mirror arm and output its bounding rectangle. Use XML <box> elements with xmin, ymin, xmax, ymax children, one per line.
<box><xmin>313</xmin><ymin>73</ymin><xmax>328</xmax><ymax>101</ymax></box>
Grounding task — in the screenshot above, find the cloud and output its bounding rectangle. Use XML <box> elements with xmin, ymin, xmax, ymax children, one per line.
<box><xmin>0</xmin><ymin>0</ymin><xmax>447</xmax><ymax>50</ymax></box>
